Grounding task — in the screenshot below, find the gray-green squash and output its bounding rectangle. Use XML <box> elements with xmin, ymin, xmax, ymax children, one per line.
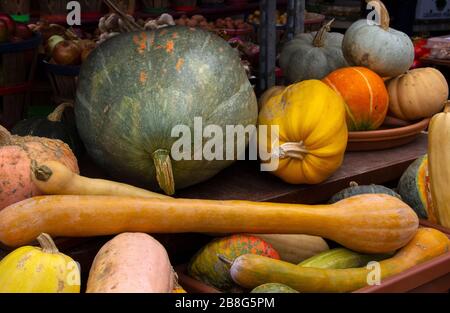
<box><xmin>279</xmin><ymin>19</ymin><xmax>348</xmax><ymax>84</ymax></box>
<box><xmin>75</xmin><ymin>27</ymin><xmax>258</xmax><ymax>194</ymax></box>
<box><xmin>342</xmin><ymin>0</ymin><xmax>414</xmax><ymax>77</ymax></box>
<box><xmin>328</xmin><ymin>181</ymin><xmax>401</xmax><ymax>204</ymax></box>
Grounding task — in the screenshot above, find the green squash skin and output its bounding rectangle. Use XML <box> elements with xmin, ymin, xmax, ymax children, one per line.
<box><xmin>188</xmin><ymin>235</ymin><xmax>280</xmax><ymax>292</ymax></box>
<box><xmin>251</xmin><ymin>283</ymin><xmax>299</xmax><ymax>293</ymax></box>
<box><xmin>298</xmin><ymin>248</ymin><xmax>391</xmax><ymax>269</ymax></box>
<box><xmin>280</xmin><ymin>30</ymin><xmax>348</xmax><ymax>84</ymax></box>
<box><xmin>328</xmin><ymin>184</ymin><xmax>401</xmax><ymax>204</ymax></box>
<box><xmin>397</xmin><ymin>155</ymin><xmax>429</xmax><ymax>219</ymax></box>
<box><xmin>75</xmin><ymin>27</ymin><xmax>257</xmax><ymax>191</ymax></box>
<box><xmin>11</xmin><ymin>113</ymin><xmax>84</xmax><ymax>157</ymax></box>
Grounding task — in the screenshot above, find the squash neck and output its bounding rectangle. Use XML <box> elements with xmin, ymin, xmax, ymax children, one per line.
<box><xmin>37</xmin><ymin>233</ymin><xmax>59</xmax><ymax>254</ymax></box>
<box><xmin>274</xmin><ymin>141</ymin><xmax>309</xmax><ymax>160</ymax></box>
<box><xmin>443</xmin><ymin>101</ymin><xmax>450</xmax><ymax>113</ymax></box>
<box><xmin>152</xmin><ymin>149</ymin><xmax>175</xmax><ymax>195</ymax></box>
<box><xmin>366</xmin><ymin>0</ymin><xmax>390</xmax><ymax>30</ymax></box>
<box><xmin>47</xmin><ymin>102</ymin><xmax>73</xmax><ymax>122</ymax></box>
<box><xmin>0</xmin><ymin>125</ymin><xmax>12</xmax><ymax>145</ymax></box>
<box><xmin>313</xmin><ymin>18</ymin><xmax>335</xmax><ymax>47</ymax></box>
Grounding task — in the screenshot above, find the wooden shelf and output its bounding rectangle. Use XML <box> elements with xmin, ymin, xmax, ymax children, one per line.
<box><xmin>137</xmin><ymin>1</ymin><xmax>288</xmax><ymax>20</ymax></box>
<box><xmin>177</xmin><ymin>133</ymin><xmax>428</xmax><ymax>204</ymax></box>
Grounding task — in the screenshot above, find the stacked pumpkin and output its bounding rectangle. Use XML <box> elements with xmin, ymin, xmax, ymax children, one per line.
<box><xmin>279</xmin><ymin>0</ymin><xmax>447</xmax><ymax>128</ymax></box>
<box><xmin>261</xmin><ymin>0</ymin><xmax>449</xmax><ymax>186</ymax></box>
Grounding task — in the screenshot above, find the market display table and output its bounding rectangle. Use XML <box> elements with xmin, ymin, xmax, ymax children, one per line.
<box><xmin>2</xmin><ymin>133</ymin><xmax>447</xmax><ymax>293</ymax></box>
<box><xmin>178</xmin><ymin>133</ymin><xmax>428</xmax><ymax>203</ymax></box>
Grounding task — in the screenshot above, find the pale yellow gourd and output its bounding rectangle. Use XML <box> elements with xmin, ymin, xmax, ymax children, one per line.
<box><xmin>387</xmin><ymin>68</ymin><xmax>449</xmax><ymax>121</ymax></box>
<box><xmin>0</xmin><ymin>233</ymin><xmax>80</xmax><ymax>293</ymax></box>
<box><xmin>258</xmin><ymin>80</ymin><xmax>348</xmax><ymax>184</ymax></box>
<box><xmin>428</xmin><ymin>102</ymin><xmax>450</xmax><ymax>228</ymax></box>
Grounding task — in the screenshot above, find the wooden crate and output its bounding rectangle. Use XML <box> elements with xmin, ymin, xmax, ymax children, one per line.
<box><xmin>0</xmin><ymin>34</ymin><xmax>41</xmax><ymax>129</ymax></box>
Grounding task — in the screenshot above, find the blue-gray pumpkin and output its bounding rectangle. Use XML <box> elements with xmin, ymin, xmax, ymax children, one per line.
<box><xmin>75</xmin><ymin>27</ymin><xmax>258</xmax><ymax>194</ymax></box>
<box><xmin>342</xmin><ymin>0</ymin><xmax>414</xmax><ymax>77</ymax></box>
<box><xmin>280</xmin><ymin>19</ymin><xmax>348</xmax><ymax>84</ymax></box>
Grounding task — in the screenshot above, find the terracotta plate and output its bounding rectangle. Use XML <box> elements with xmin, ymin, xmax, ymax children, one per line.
<box><xmin>347</xmin><ymin>117</ymin><xmax>430</xmax><ymax>152</ymax></box>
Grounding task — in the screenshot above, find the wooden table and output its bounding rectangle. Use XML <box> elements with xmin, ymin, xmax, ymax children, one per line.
<box><xmin>178</xmin><ymin>133</ymin><xmax>428</xmax><ymax>204</ymax></box>
<box><xmin>0</xmin><ymin>133</ymin><xmax>433</xmax><ymax>291</ymax></box>
<box><xmin>421</xmin><ymin>57</ymin><xmax>450</xmax><ymax>69</ymax></box>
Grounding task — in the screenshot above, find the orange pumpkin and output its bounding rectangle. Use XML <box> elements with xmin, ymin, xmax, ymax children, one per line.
<box><xmin>323</xmin><ymin>67</ymin><xmax>389</xmax><ymax>131</ymax></box>
<box><xmin>0</xmin><ymin>125</ymin><xmax>79</xmax><ymax>210</ymax></box>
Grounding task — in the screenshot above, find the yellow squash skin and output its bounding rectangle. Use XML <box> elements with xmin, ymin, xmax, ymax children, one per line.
<box><xmin>428</xmin><ymin>103</ymin><xmax>450</xmax><ymax>228</ymax></box>
<box><xmin>0</xmin><ymin>194</ymin><xmax>418</xmax><ymax>254</ymax></box>
<box><xmin>0</xmin><ymin>233</ymin><xmax>80</xmax><ymax>293</ymax></box>
<box><xmin>258</xmin><ymin>80</ymin><xmax>348</xmax><ymax>184</ymax></box>
<box><xmin>228</xmin><ymin>228</ymin><xmax>449</xmax><ymax>293</ymax></box>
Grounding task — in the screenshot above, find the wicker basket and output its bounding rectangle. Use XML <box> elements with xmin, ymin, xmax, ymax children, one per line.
<box><xmin>43</xmin><ymin>61</ymin><xmax>80</xmax><ymax>104</ymax></box>
<box><xmin>108</xmin><ymin>0</ymin><xmax>136</xmax><ymax>15</ymax></box>
<box><xmin>39</xmin><ymin>0</ymin><xmax>103</xmax><ymax>22</ymax></box>
<box><xmin>200</xmin><ymin>0</ymin><xmax>224</xmax><ymax>4</ymax></box>
<box><xmin>0</xmin><ymin>0</ymin><xmax>30</xmax><ymax>22</ymax></box>
<box><xmin>141</xmin><ymin>0</ymin><xmax>170</xmax><ymax>14</ymax></box>
<box><xmin>172</xmin><ymin>0</ymin><xmax>197</xmax><ymax>11</ymax></box>
<box><xmin>0</xmin><ymin>34</ymin><xmax>41</xmax><ymax>129</ymax></box>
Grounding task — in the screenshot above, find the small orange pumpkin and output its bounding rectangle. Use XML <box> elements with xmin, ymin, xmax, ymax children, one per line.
<box><xmin>323</xmin><ymin>67</ymin><xmax>389</xmax><ymax>131</ymax></box>
<box><xmin>0</xmin><ymin>125</ymin><xmax>79</xmax><ymax>210</ymax></box>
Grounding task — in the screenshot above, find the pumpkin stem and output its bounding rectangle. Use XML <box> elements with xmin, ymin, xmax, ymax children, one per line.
<box><xmin>274</xmin><ymin>141</ymin><xmax>309</xmax><ymax>160</ymax></box>
<box><xmin>349</xmin><ymin>181</ymin><xmax>359</xmax><ymax>187</ymax></box>
<box><xmin>47</xmin><ymin>102</ymin><xmax>74</xmax><ymax>122</ymax></box>
<box><xmin>37</xmin><ymin>233</ymin><xmax>59</xmax><ymax>254</ymax></box>
<box><xmin>313</xmin><ymin>18</ymin><xmax>335</xmax><ymax>47</ymax></box>
<box><xmin>0</xmin><ymin>125</ymin><xmax>12</xmax><ymax>145</ymax></box>
<box><xmin>32</xmin><ymin>161</ymin><xmax>53</xmax><ymax>182</ymax></box>
<box><xmin>152</xmin><ymin>149</ymin><xmax>175</xmax><ymax>195</ymax></box>
<box><xmin>366</xmin><ymin>0</ymin><xmax>390</xmax><ymax>30</ymax></box>
<box><xmin>217</xmin><ymin>254</ymin><xmax>234</xmax><ymax>267</ymax></box>
<box><xmin>443</xmin><ymin>101</ymin><xmax>450</xmax><ymax>113</ymax></box>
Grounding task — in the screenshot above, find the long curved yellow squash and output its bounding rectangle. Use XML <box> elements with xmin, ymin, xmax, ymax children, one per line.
<box><xmin>0</xmin><ymin>194</ymin><xmax>418</xmax><ymax>253</ymax></box>
<box><xmin>226</xmin><ymin>228</ymin><xmax>449</xmax><ymax>293</ymax></box>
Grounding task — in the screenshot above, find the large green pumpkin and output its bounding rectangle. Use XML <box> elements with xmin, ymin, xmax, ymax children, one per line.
<box><xmin>75</xmin><ymin>27</ymin><xmax>258</xmax><ymax>194</ymax></box>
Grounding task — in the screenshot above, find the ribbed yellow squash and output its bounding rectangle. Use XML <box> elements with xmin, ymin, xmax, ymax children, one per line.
<box><xmin>428</xmin><ymin>102</ymin><xmax>450</xmax><ymax>228</ymax></box>
<box><xmin>258</xmin><ymin>80</ymin><xmax>348</xmax><ymax>184</ymax></box>
<box><xmin>0</xmin><ymin>233</ymin><xmax>80</xmax><ymax>293</ymax></box>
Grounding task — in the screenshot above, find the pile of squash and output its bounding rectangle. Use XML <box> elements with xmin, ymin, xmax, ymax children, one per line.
<box><xmin>0</xmin><ymin>150</ymin><xmax>447</xmax><ymax>292</ymax></box>
<box><xmin>0</xmin><ymin>0</ymin><xmax>449</xmax><ymax>294</ymax></box>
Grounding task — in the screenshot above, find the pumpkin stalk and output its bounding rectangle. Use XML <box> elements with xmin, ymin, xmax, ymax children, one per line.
<box><xmin>217</xmin><ymin>254</ymin><xmax>234</xmax><ymax>267</ymax></box>
<box><xmin>47</xmin><ymin>102</ymin><xmax>74</xmax><ymax>122</ymax></box>
<box><xmin>152</xmin><ymin>149</ymin><xmax>175</xmax><ymax>195</ymax></box>
<box><xmin>37</xmin><ymin>233</ymin><xmax>59</xmax><ymax>254</ymax></box>
<box><xmin>313</xmin><ymin>18</ymin><xmax>335</xmax><ymax>47</ymax></box>
<box><xmin>366</xmin><ymin>0</ymin><xmax>390</xmax><ymax>30</ymax></box>
<box><xmin>31</xmin><ymin>161</ymin><xmax>53</xmax><ymax>182</ymax></box>
<box><xmin>443</xmin><ymin>101</ymin><xmax>450</xmax><ymax>113</ymax></box>
<box><xmin>275</xmin><ymin>141</ymin><xmax>309</xmax><ymax>160</ymax></box>
<box><xmin>0</xmin><ymin>125</ymin><xmax>11</xmax><ymax>145</ymax></box>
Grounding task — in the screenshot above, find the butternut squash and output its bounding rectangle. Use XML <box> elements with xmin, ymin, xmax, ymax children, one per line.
<box><xmin>86</xmin><ymin>233</ymin><xmax>174</xmax><ymax>293</ymax></box>
<box><xmin>31</xmin><ymin>160</ymin><xmax>170</xmax><ymax>199</ymax></box>
<box><xmin>224</xmin><ymin>228</ymin><xmax>449</xmax><ymax>293</ymax></box>
<box><xmin>0</xmin><ymin>194</ymin><xmax>418</xmax><ymax>253</ymax></box>
<box><xmin>428</xmin><ymin>102</ymin><xmax>450</xmax><ymax>228</ymax></box>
